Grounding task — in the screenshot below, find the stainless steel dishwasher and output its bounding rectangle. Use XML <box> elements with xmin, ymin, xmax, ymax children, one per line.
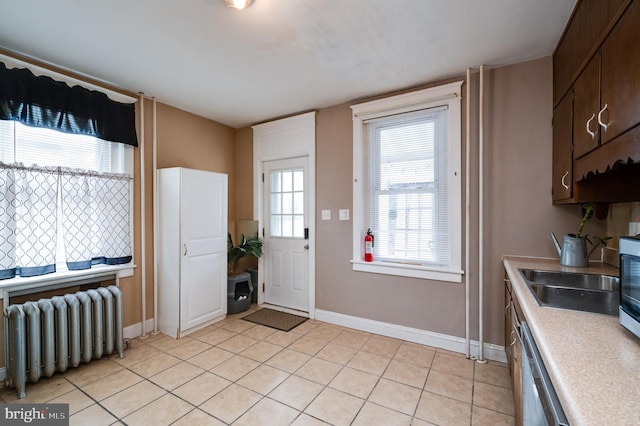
<box><xmin>521</xmin><ymin>322</ymin><xmax>569</xmax><ymax>425</ymax></box>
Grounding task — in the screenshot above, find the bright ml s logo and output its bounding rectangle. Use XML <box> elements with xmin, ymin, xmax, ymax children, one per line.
<box><xmin>2</xmin><ymin>404</ymin><xmax>68</xmax><ymax>425</ymax></box>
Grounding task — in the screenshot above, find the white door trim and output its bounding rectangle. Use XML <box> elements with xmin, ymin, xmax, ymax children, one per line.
<box><xmin>252</xmin><ymin>111</ymin><xmax>316</xmax><ymax>318</ymax></box>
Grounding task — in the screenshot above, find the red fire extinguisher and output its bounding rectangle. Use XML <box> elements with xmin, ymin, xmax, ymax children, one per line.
<box><xmin>364</xmin><ymin>229</ymin><xmax>374</xmax><ymax>262</ymax></box>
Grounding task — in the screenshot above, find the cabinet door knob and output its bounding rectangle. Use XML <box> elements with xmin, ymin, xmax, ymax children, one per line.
<box><xmin>586</xmin><ymin>113</ymin><xmax>597</xmax><ymax>139</ymax></box>
<box><xmin>184</xmin><ymin>244</ymin><xmax>187</xmax><ymax>256</ymax></box>
<box><xmin>598</xmin><ymin>104</ymin><xmax>610</xmax><ymax>132</ymax></box>
<box><xmin>561</xmin><ymin>171</ymin><xmax>569</xmax><ymax>190</ymax></box>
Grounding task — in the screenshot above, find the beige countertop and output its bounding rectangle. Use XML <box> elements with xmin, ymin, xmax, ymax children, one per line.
<box><xmin>502</xmin><ymin>256</ymin><xmax>640</xmax><ymax>426</ymax></box>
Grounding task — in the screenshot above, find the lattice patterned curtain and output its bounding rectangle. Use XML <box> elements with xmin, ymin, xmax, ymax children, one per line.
<box><xmin>61</xmin><ymin>170</ymin><xmax>132</xmax><ymax>269</ymax></box>
<box><xmin>0</xmin><ymin>162</ymin><xmax>132</xmax><ymax>279</ymax></box>
<box><xmin>0</xmin><ymin>164</ymin><xmax>58</xmax><ymax>279</ymax></box>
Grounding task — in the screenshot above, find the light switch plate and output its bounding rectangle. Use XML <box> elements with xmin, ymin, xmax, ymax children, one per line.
<box><xmin>321</xmin><ymin>210</ymin><xmax>331</xmax><ymax>220</ymax></box>
<box><xmin>339</xmin><ymin>209</ymin><xmax>350</xmax><ymax>221</ymax></box>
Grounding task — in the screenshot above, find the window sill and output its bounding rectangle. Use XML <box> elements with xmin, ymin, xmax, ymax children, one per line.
<box><xmin>0</xmin><ymin>263</ymin><xmax>136</xmax><ymax>296</ymax></box>
<box><xmin>351</xmin><ymin>260</ymin><xmax>463</xmax><ymax>283</ymax></box>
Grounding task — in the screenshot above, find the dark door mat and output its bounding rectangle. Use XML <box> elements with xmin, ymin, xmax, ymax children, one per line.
<box><xmin>241</xmin><ymin>308</ymin><xmax>308</xmax><ymax>332</ymax></box>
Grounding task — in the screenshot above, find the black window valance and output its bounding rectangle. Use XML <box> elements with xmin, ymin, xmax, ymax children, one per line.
<box><xmin>0</xmin><ymin>62</ymin><xmax>138</xmax><ymax>147</ymax></box>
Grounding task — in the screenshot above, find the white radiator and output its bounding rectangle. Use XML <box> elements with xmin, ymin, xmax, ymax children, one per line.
<box><xmin>4</xmin><ymin>285</ymin><xmax>125</xmax><ymax>398</ymax></box>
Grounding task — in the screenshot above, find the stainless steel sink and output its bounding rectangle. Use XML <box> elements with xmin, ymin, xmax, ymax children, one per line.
<box><xmin>518</xmin><ymin>268</ymin><xmax>620</xmax><ymax>315</ymax></box>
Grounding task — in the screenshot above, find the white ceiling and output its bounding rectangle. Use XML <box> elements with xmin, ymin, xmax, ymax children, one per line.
<box><xmin>0</xmin><ymin>0</ymin><xmax>576</xmax><ymax>128</ymax></box>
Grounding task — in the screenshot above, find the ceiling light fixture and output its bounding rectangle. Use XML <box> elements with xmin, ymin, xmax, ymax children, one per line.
<box><xmin>224</xmin><ymin>0</ymin><xmax>252</xmax><ymax>10</ymax></box>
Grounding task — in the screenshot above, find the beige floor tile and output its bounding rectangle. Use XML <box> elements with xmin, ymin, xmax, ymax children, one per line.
<box><xmin>474</xmin><ymin>362</ymin><xmax>512</xmax><ymax>389</ymax></box>
<box><xmin>239</xmin><ymin>340</ymin><xmax>283</xmax><ymax>362</ymax></box>
<box><xmin>265</xmin><ymin>330</ymin><xmax>302</xmax><ymax>347</ymax></box>
<box><xmin>218</xmin><ymin>318</ymin><xmax>255</xmax><ymax>333</ymax></box>
<box><xmin>172</xmin><ymin>372</ymin><xmax>231</xmax><ymax>405</ymax></box>
<box><xmin>352</xmin><ymin>401</ymin><xmax>412</xmax><ymax>426</ymax></box>
<box><xmin>166</xmin><ymin>339</ymin><xmax>212</xmax><ymax>360</ymax></box>
<box><xmin>304</xmin><ymin>387</ymin><xmax>364</xmax><ymax>426</ymax></box>
<box><xmin>187</xmin><ymin>346</ymin><xmax>234</xmax><ymax>370</ymax></box>
<box><xmin>316</xmin><ymin>342</ymin><xmax>357</xmax><ymax>365</ymax></box>
<box><xmin>100</xmin><ymin>380</ymin><xmax>166</xmax><ymax>418</ymax></box>
<box><xmin>2</xmin><ymin>376</ymin><xmax>75</xmax><ymax>404</ymax></box>
<box><xmin>329</xmin><ymin>367</ymin><xmax>379</xmax><ymax>399</ymax></box>
<box><xmin>332</xmin><ymin>330</ymin><xmax>371</xmax><ymax>349</ymax></box>
<box><xmin>265</xmin><ymin>348</ymin><xmax>311</xmax><ymax>373</ymax></box>
<box><xmin>289</xmin><ymin>320</ymin><xmax>318</xmax><ymax>335</ymax></box>
<box><xmin>394</xmin><ymin>342</ymin><xmax>436</xmax><ymax>368</ymax></box>
<box><xmin>383</xmin><ymin>358</ymin><xmax>429</xmax><ymax>389</ymax></box>
<box><xmin>47</xmin><ymin>389</ymin><xmax>94</xmax><ymax>415</ymax></box>
<box><xmin>347</xmin><ymin>350</ymin><xmax>391</xmax><ymax>375</ymax></box>
<box><xmin>123</xmin><ymin>393</ymin><xmax>193</xmax><ymax>426</ymax></box>
<box><xmin>424</xmin><ymin>370</ymin><xmax>474</xmax><ymax>404</ymax></box>
<box><xmin>415</xmin><ymin>390</ymin><xmax>472</xmax><ymax>426</ymax></box>
<box><xmin>128</xmin><ymin>352</ymin><xmax>182</xmax><ymax>378</ymax></box>
<box><xmin>200</xmin><ymin>383</ymin><xmax>262</xmax><ymax>424</ymax></box>
<box><xmin>236</xmin><ymin>364</ymin><xmax>290</xmax><ymax>395</ymax></box>
<box><xmin>150</xmin><ymin>361</ymin><xmax>205</xmax><ymax>391</ymax></box>
<box><xmin>472</xmin><ymin>405</ymin><xmax>516</xmax><ymax>426</ymax></box>
<box><xmin>185</xmin><ymin>324</ymin><xmax>219</xmax><ymax>339</ymax></box>
<box><xmin>234</xmin><ymin>397</ymin><xmax>300</xmax><ymax>426</ymax></box>
<box><xmin>210</xmin><ymin>355</ymin><xmax>260</xmax><ymax>381</ymax></box>
<box><xmin>172</xmin><ymin>408</ymin><xmax>227</xmax><ymax>426</ymax></box>
<box><xmin>63</xmin><ymin>358</ymin><xmax>124</xmax><ymax>388</ymax></box>
<box><xmin>361</xmin><ymin>334</ymin><xmax>402</xmax><ymax>358</ymax></box>
<box><xmin>146</xmin><ymin>334</ymin><xmax>191</xmax><ymax>351</ymax></box>
<box><xmin>305</xmin><ymin>324</ymin><xmax>342</xmax><ymax>341</ymax></box>
<box><xmin>295</xmin><ymin>357</ymin><xmax>343</xmax><ymax>385</ymax></box>
<box><xmin>81</xmin><ymin>368</ymin><xmax>142</xmax><ymax>401</ymax></box>
<box><xmin>290</xmin><ymin>413</ymin><xmax>329</xmax><ymax>426</ymax></box>
<box><xmin>436</xmin><ymin>347</ymin><xmax>467</xmax><ymax>358</ymax></box>
<box><xmin>431</xmin><ymin>352</ymin><xmax>475</xmax><ymax>379</ymax></box>
<box><xmin>69</xmin><ymin>404</ymin><xmax>117</xmax><ymax>426</ymax></box>
<box><xmin>242</xmin><ymin>324</ymin><xmax>278</xmax><ymax>340</ymax></box>
<box><xmin>194</xmin><ymin>327</ymin><xmax>237</xmax><ymax>345</ymax></box>
<box><xmin>288</xmin><ymin>335</ymin><xmax>329</xmax><ymax>356</ymax></box>
<box><xmin>368</xmin><ymin>377</ymin><xmax>422</xmax><ymax>415</ymax></box>
<box><xmin>216</xmin><ymin>334</ymin><xmax>258</xmax><ymax>353</ymax></box>
<box><xmin>472</xmin><ymin>381</ymin><xmax>515</xmax><ymax>416</ymax></box>
<box><xmin>269</xmin><ymin>375</ymin><xmax>324</xmax><ymax>411</ymax></box>
<box><xmin>411</xmin><ymin>418</ymin><xmax>438</xmax><ymax>426</ymax></box>
<box><xmin>112</xmin><ymin>343</ymin><xmax>161</xmax><ymax>367</ymax></box>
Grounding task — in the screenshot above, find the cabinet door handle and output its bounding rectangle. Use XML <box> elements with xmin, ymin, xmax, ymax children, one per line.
<box><xmin>184</xmin><ymin>244</ymin><xmax>187</xmax><ymax>256</ymax></box>
<box><xmin>561</xmin><ymin>171</ymin><xmax>569</xmax><ymax>190</ymax></box>
<box><xmin>598</xmin><ymin>104</ymin><xmax>610</xmax><ymax>132</ymax></box>
<box><xmin>586</xmin><ymin>113</ymin><xmax>596</xmax><ymax>139</ymax></box>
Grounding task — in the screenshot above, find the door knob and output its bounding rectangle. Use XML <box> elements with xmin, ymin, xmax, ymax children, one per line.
<box><xmin>304</xmin><ymin>244</ymin><xmax>309</xmax><ymax>250</ymax></box>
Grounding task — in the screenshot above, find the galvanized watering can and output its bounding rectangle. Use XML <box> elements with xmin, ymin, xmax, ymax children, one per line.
<box><xmin>550</xmin><ymin>232</ymin><xmax>600</xmax><ymax>268</ymax></box>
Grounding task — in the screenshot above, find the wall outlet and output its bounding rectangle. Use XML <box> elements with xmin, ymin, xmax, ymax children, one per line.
<box><xmin>630</xmin><ymin>222</ymin><xmax>640</xmax><ymax>236</ymax></box>
<box><xmin>339</xmin><ymin>209</ymin><xmax>350</xmax><ymax>221</ymax></box>
<box><xmin>321</xmin><ymin>210</ymin><xmax>331</xmax><ymax>220</ymax></box>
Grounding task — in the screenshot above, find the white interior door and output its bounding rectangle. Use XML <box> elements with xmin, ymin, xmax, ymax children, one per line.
<box><xmin>180</xmin><ymin>169</ymin><xmax>227</xmax><ymax>331</ymax></box>
<box><xmin>263</xmin><ymin>157</ymin><xmax>309</xmax><ymax>312</ymax></box>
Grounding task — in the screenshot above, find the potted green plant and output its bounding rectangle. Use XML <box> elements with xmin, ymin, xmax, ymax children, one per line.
<box><xmin>228</xmin><ymin>233</ymin><xmax>263</xmax><ymax>274</ymax></box>
<box><xmin>550</xmin><ymin>203</ymin><xmax>610</xmax><ymax>267</ymax></box>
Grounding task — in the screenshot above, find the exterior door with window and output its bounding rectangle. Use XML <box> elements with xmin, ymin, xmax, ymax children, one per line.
<box><xmin>263</xmin><ymin>157</ymin><xmax>309</xmax><ymax>312</ymax></box>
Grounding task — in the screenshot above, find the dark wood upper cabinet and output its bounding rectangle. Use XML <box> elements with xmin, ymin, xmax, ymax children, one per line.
<box><xmin>553</xmin><ymin>92</ymin><xmax>574</xmax><ymax>202</ymax></box>
<box><xmin>553</xmin><ymin>0</ymin><xmax>640</xmax><ymax>204</ymax></box>
<box><xmin>553</xmin><ymin>0</ymin><xmax>627</xmax><ymax>106</ymax></box>
<box><xmin>600</xmin><ymin>0</ymin><xmax>640</xmax><ymax>145</ymax></box>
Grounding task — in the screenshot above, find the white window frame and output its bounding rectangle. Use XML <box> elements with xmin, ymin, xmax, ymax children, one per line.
<box><xmin>351</xmin><ymin>81</ymin><xmax>463</xmax><ymax>282</ymax></box>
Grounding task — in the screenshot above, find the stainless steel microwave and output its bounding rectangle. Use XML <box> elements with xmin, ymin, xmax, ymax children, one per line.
<box><xmin>620</xmin><ymin>236</ymin><xmax>640</xmax><ymax>339</ymax></box>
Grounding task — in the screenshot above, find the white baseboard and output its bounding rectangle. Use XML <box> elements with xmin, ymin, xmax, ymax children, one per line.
<box><xmin>314</xmin><ymin>309</ymin><xmax>507</xmax><ymax>363</ymax></box>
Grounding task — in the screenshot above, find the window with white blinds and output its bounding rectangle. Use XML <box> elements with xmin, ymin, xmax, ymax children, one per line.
<box><xmin>363</xmin><ymin>106</ymin><xmax>449</xmax><ymax>266</ymax></box>
<box><xmin>351</xmin><ymin>81</ymin><xmax>462</xmax><ymax>282</ymax></box>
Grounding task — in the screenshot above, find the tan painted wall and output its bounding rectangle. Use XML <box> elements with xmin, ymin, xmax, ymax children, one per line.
<box><xmin>122</xmin><ymin>100</ymin><xmax>237</xmax><ymax>327</ymax></box>
<box><xmin>313</xmin><ymin>57</ymin><xmax>609</xmax><ymax>346</ymax></box>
